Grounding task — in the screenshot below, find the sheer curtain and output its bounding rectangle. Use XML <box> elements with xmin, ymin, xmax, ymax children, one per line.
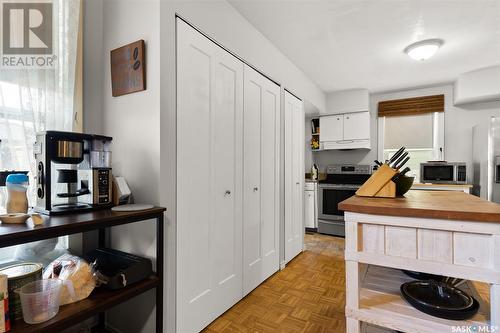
<box><xmin>0</xmin><ymin>0</ymin><xmax>81</xmax><ymax>262</ymax></box>
<box><xmin>0</xmin><ymin>0</ymin><xmax>80</xmax><ymax>205</ymax></box>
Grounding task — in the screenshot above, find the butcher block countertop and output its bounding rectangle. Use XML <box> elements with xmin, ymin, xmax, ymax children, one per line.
<box><xmin>339</xmin><ymin>190</ymin><xmax>500</xmax><ymax>223</ymax></box>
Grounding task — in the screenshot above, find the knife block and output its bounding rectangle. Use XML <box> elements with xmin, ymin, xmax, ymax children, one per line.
<box><xmin>356</xmin><ymin>164</ymin><xmax>397</xmax><ymax>198</ymax></box>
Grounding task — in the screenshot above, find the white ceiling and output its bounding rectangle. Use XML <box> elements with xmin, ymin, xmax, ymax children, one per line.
<box><xmin>229</xmin><ymin>0</ymin><xmax>500</xmax><ymax>93</ymax></box>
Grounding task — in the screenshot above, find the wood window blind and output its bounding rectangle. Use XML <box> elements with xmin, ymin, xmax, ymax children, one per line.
<box><xmin>378</xmin><ymin>94</ymin><xmax>444</xmax><ymax>117</ymax></box>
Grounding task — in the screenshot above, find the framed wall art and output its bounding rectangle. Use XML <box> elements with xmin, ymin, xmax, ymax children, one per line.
<box><xmin>110</xmin><ymin>39</ymin><xmax>146</xmax><ymax>97</ymax></box>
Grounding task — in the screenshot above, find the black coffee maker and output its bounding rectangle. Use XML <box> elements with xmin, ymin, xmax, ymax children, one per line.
<box><xmin>34</xmin><ymin>131</ymin><xmax>113</xmax><ymax>215</ymax></box>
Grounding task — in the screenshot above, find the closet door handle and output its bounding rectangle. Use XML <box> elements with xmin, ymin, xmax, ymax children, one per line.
<box><xmin>253</xmin><ymin>187</ymin><xmax>259</xmax><ymax>192</ymax></box>
<box><xmin>224</xmin><ymin>190</ymin><xmax>231</xmax><ymax>196</ymax></box>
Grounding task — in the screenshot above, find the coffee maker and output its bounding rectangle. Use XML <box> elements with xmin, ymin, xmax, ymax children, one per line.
<box><xmin>34</xmin><ymin>131</ymin><xmax>113</xmax><ymax>215</ymax></box>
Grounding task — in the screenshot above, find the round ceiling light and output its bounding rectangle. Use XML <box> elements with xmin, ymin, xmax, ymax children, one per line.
<box><xmin>404</xmin><ymin>39</ymin><xmax>444</xmax><ymax>61</ymax></box>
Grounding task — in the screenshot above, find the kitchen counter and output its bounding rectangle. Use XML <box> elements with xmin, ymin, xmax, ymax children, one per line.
<box><xmin>411</xmin><ymin>182</ymin><xmax>473</xmax><ymax>193</ymax></box>
<box><xmin>339</xmin><ymin>190</ymin><xmax>500</xmax><ymax>222</ymax></box>
<box><xmin>341</xmin><ymin>190</ymin><xmax>500</xmax><ymax>333</ymax></box>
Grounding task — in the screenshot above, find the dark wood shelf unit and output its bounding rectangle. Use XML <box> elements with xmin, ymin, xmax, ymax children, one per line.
<box><xmin>9</xmin><ymin>275</ymin><xmax>160</xmax><ymax>333</ymax></box>
<box><xmin>0</xmin><ymin>207</ymin><xmax>166</xmax><ymax>248</ymax></box>
<box><xmin>0</xmin><ymin>207</ymin><xmax>166</xmax><ymax>333</ymax></box>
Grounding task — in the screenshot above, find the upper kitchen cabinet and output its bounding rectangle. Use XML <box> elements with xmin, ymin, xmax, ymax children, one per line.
<box><xmin>320</xmin><ymin>111</ymin><xmax>371</xmax><ymax>150</ymax></box>
<box><xmin>319</xmin><ymin>114</ymin><xmax>343</xmax><ymax>142</ymax></box>
<box><xmin>343</xmin><ymin>111</ymin><xmax>370</xmax><ymax>141</ymax></box>
<box><xmin>318</xmin><ymin>88</ymin><xmax>371</xmax><ymax>150</ymax></box>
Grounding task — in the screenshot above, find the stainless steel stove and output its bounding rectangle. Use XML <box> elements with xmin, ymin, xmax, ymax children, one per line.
<box><xmin>318</xmin><ymin>164</ymin><xmax>372</xmax><ymax>236</ymax></box>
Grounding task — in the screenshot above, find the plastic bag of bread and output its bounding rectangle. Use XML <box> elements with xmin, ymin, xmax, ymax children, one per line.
<box><xmin>43</xmin><ymin>254</ymin><xmax>96</xmax><ymax>305</ymax></box>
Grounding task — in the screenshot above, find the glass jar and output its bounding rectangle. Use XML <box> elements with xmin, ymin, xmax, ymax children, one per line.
<box><xmin>6</xmin><ymin>173</ymin><xmax>29</xmax><ymax>213</ymax></box>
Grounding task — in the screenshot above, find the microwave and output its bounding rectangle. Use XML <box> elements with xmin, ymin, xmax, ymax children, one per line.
<box><xmin>420</xmin><ymin>162</ymin><xmax>467</xmax><ymax>184</ymax></box>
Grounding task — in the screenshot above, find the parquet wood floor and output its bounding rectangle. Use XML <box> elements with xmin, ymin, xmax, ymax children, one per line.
<box><xmin>203</xmin><ymin>233</ymin><xmax>346</xmax><ymax>333</ymax></box>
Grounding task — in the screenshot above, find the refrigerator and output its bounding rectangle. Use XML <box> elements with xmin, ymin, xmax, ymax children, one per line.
<box><xmin>472</xmin><ymin>116</ymin><xmax>500</xmax><ymax>202</ymax></box>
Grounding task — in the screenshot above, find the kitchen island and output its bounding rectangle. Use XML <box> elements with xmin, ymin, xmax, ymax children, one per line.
<box><xmin>339</xmin><ymin>190</ymin><xmax>500</xmax><ymax>333</ymax></box>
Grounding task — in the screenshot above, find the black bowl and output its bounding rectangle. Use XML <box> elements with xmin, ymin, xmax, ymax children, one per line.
<box><xmin>400</xmin><ymin>280</ymin><xmax>479</xmax><ymax>320</ymax></box>
<box><xmin>402</xmin><ymin>270</ymin><xmax>444</xmax><ymax>281</ymax></box>
<box><xmin>394</xmin><ymin>175</ymin><xmax>415</xmax><ymax>196</ymax></box>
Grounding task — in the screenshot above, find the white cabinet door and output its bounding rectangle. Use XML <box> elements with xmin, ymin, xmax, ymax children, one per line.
<box><xmin>243</xmin><ymin>65</ymin><xmax>280</xmax><ymax>295</ymax></box>
<box><xmin>177</xmin><ymin>19</ymin><xmax>243</xmax><ymax>333</ymax></box>
<box><xmin>343</xmin><ymin>111</ymin><xmax>370</xmax><ymax>141</ymax></box>
<box><xmin>320</xmin><ymin>115</ymin><xmax>343</xmax><ymax>142</ymax></box>
<box><xmin>285</xmin><ymin>91</ymin><xmax>304</xmax><ymax>264</ymax></box>
<box><xmin>304</xmin><ymin>190</ymin><xmax>315</xmax><ymax>229</ymax></box>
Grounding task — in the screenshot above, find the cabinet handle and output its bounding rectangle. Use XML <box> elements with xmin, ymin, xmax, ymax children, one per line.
<box><xmin>253</xmin><ymin>187</ymin><xmax>259</xmax><ymax>192</ymax></box>
<box><xmin>224</xmin><ymin>190</ymin><xmax>231</xmax><ymax>196</ymax></box>
<box><xmin>346</xmin><ymin>116</ymin><xmax>350</xmax><ymax>119</ymax></box>
<box><xmin>296</xmin><ymin>182</ymin><xmax>300</xmax><ymax>185</ymax></box>
<box><xmin>337</xmin><ymin>118</ymin><xmax>340</xmax><ymax>120</ymax></box>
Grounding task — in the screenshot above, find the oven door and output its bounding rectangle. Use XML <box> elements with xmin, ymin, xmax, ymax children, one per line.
<box><xmin>318</xmin><ymin>184</ymin><xmax>358</xmax><ymax>220</ymax></box>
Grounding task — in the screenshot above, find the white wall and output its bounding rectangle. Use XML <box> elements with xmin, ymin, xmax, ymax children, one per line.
<box><xmin>310</xmin><ymin>84</ymin><xmax>500</xmax><ymax>176</ymax></box>
<box><xmin>324</xmin><ymin>89</ymin><xmax>369</xmax><ymax>115</ymax></box>
<box><xmin>84</xmin><ymin>0</ymin><xmax>160</xmax><ymax>332</ymax></box>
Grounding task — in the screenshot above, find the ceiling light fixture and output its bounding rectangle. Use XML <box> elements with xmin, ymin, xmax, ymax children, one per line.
<box><xmin>404</xmin><ymin>39</ymin><xmax>444</xmax><ymax>61</ymax></box>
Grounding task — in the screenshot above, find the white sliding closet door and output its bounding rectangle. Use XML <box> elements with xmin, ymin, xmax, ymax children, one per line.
<box><xmin>243</xmin><ymin>65</ymin><xmax>280</xmax><ymax>295</ymax></box>
<box><xmin>177</xmin><ymin>19</ymin><xmax>244</xmax><ymax>333</ymax></box>
<box><xmin>284</xmin><ymin>90</ymin><xmax>305</xmax><ymax>264</ymax></box>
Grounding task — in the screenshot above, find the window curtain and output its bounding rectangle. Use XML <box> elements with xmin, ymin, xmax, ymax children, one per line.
<box><xmin>384</xmin><ymin>113</ymin><xmax>434</xmax><ymax>150</ymax></box>
<box><xmin>0</xmin><ymin>0</ymin><xmax>81</xmax><ymax>206</ymax></box>
<box><xmin>0</xmin><ymin>0</ymin><xmax>81</xmax><ymax>263</ymax></box>
<box><xmin>378</xmin><ymin>94</ymin><xmax>444</xmax><ymax>117</ymax></box>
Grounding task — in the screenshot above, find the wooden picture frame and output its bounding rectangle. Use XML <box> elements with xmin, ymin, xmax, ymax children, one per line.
<box><xmin>110</xmin><ymin>40</ymin><xmax>146</xmax><ymax>97</ymax></box>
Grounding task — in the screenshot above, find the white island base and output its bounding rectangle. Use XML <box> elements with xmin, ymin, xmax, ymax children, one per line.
<box><xmin>340</xmin><ymin>191</ymin><xmax>500</xmax><ymax>333</ymax></box>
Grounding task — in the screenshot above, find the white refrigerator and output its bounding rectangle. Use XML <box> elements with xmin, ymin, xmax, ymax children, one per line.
<box><xmin>472</xmin><ymin>116</ymin><xmax>500</xmax><ymax>202</ymax></box>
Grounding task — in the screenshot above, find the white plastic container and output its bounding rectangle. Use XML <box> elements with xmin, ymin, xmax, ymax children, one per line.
<box><xmin>16</xmin><ymin>279</ymin><xmax>74</xmax><ymax>324</ymax></box>
<box><xmin>5</xmin><ymin>174</ymin><xmax>29</xmax><ymax>214</ymax></box>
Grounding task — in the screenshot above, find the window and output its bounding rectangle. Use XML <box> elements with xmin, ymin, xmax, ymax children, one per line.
<box><xmin>0</xmin><ymin>0</ymin><xmax>82</xmax><ymax>262</ymax></box>
<box><xmin>378</xmin><ymin>112</ymin><xmax>444</xmax><ymax>182</ymax></box>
